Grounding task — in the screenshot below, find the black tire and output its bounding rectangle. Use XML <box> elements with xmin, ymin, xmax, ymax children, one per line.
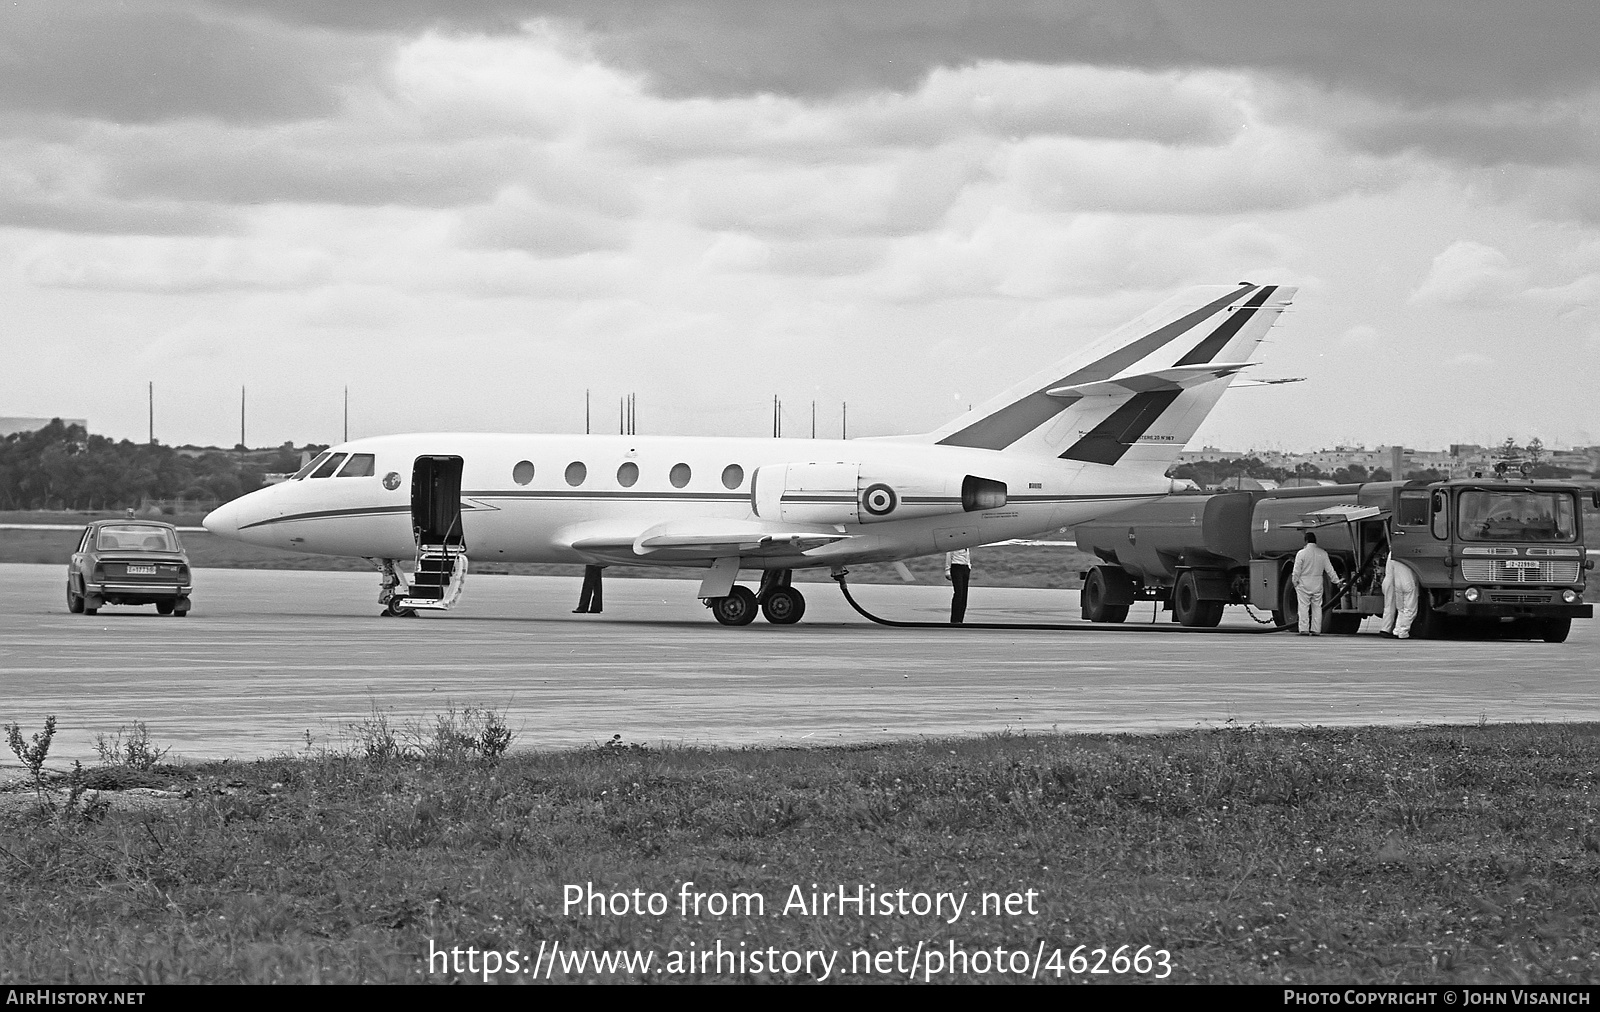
<box><xmin>760</xmin><ymin>586</ymin><xmax>806</xmax><ymax>625</ymax></box>
<box><xmin>1172</xmin><ymin>572</ymin><xmax>1223</xmax><ymax>627</ymax></box>
<box><xmin>1409</xmin><ymin>595</ymin><xmax>1439</xmax><ymax>640</ymax></box>
<box><xmin>156</xmin><ymin>600</ymin><xmax>175</xmax><ymax>615</ymax></box>
<box><xmin>1326</xmin><ymin>612</ymin><xmax>1362</xmax><ymax>635</ymax></box>
<box><xmin>383</xmin><ymin>597</ymin><xmax>415</xmax><ymax>618</ymax></box>
<box><xmin>1543</xmin><ymin>617</ymin><xmax>1572</xmax><ymax>643</ymax></box>
<box><xmin>711</xmin><ymin>586</ymin><xmax>758</xmax><ymax>626</ymax></box>
<box><xmin>67</xmin><ymin>581</ymin><xmax>84</xmax><ymax>614</ymax></box>
<box><xmin>1081</xmin><ymin>568</ymin><xmax>1130</xmax><ymax>623</ymax></box>
<box><xmin>1277</xmin><ymin>573</ymin><xmax>1298</xmax><ymax>630</ymax></box>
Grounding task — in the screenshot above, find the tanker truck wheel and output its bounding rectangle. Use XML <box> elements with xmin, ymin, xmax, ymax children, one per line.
<box><xmin>1172</xmin><ymin>572</ymin><xmax>1223</xmax><ymax>627</ymax></box>
<box><xmin>1542</xmin><ymin>617</ymin><xmax>1572</xmax><ymax>643</ymax></box>
<box><xmin>1081</xmin><ymin>567</ymin><xmax>1130</xmax><ymax>623</ymax></box>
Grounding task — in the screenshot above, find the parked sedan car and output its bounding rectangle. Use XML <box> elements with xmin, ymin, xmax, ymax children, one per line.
<box><xmin>67</xmin><ymin>519</ymin><xmax>192</xmax><ymax>616</ymax></box>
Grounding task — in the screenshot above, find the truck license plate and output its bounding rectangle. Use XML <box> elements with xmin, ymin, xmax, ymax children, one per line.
<box><xmin>1504</xmin><ymin>560</ymin><xmax>1539</xmax><ymax>569</ymax></box>
<box><xmin>127</xmin><ymin>565</ymin><xmax>156</xmax><ymax>575</ymax></box>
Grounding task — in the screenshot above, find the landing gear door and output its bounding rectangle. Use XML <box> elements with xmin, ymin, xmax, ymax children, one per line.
<box><xmin>412</xmin><ymin>456</ymin><xmax>465</xmax><ymax>548</ymax></box>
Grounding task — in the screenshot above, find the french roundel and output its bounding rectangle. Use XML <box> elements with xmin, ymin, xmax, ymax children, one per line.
<box><xmin>861</xmin><ymin>483</ymin><xmax>897</xmax><ymax>516</ymax></box>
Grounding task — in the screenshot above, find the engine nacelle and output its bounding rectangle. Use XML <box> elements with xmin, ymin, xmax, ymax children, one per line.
<box><xmin>752</xmin><ymin>462</ymin><xmax>1006</xmax><ymax>525</ymax></box>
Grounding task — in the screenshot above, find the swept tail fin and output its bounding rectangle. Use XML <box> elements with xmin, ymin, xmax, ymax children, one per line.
<box><xmin>924</xmin><ymin>282</ymin><xmax>1296</xmax><ymax>472</ymax></box>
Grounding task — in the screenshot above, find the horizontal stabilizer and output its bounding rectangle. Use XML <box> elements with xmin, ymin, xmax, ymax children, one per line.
<box><xmin>1045</xmin><ymin>363</ymin><xmax>1256</xmax><ymax>399</ymax></box>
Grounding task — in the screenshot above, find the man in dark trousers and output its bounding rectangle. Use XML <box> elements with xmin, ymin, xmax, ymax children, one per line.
<box><xmin>574</xmin><ymin>564</ymin><xmax>604</xmax><ymax>613</ymax></box>
<box><xmin>945</xmin><ymin>548</ymin><xmax>971</xmax><ymax>624</ymax></box>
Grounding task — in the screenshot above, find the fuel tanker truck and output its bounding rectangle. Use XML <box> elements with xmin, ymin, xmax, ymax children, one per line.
<box><xmin>1073</xmin><ymin>475</ymin><xmax>1596</xmax><ymax>641</ymax></box>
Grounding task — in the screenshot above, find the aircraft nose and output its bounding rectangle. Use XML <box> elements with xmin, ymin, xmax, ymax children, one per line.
<box><xmin>203</xmin><ymin>499</ymin><xmax>243</xmax><ymax>538</ymax></box>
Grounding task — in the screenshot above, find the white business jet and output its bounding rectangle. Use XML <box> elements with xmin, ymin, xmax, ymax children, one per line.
<box><xmin>204</xmin><ymin>282</ymin><xmax>1296</xmax><ymax>624</ymax></box>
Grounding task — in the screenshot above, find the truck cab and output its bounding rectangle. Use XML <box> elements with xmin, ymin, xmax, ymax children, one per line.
<box><xmin>1384</xmin><ymin>477</ymin><xmax>1592</xmax><ymax>641</ymax></box>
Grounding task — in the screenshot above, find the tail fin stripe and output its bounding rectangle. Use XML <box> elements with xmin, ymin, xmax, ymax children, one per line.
<box><xmin>936</xmin><ymin>284</ymin><xmax>1253</xmax><ymax>450</ymax></box>
<box><xmin>1057</xmin><ymin>390</ymin><xmax>1183</xmax><ymax>465</ymax></box>
<box><xmin>1172</xmin><ymin>285</ymin><xmax>1278</xmax><ymax>367</ymax></box>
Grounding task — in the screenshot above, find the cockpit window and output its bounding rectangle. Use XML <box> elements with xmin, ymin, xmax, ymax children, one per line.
<box><xmin>311</xmin><ymin>453</ymin><xmax>347</xmax><ymax>478</ymax></box>
<box><xmin>293</xmin><ymin>452</ymin><xmax>332</xmax><ymax>480</ymax></box>
<box><xmin>337</xmin><ymin>453</ymin><xmax>375</xmax><ymax>477</ymax></box>
<box><xmin>94</xmin><ymin>525</ymin><xmax>178</xmax><ymax>552</ymax></box>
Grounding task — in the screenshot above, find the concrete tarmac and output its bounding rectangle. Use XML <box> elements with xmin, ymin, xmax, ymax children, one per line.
<box><xmin>1</xmin><ymin>563</ymin><xmax>1595</xmax><ymax>763</ymax></box>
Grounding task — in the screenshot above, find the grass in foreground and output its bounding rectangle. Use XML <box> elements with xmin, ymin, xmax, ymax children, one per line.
<box><xmin>3</xmin><ymin>722</ymin><xmax>1600</xmax><ymax>984</ymax></box>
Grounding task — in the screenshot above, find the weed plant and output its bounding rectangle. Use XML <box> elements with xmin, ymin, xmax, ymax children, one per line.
<box><xmin>3</xmin><ymin>723</ymin><xmax>1600</xmax><ymax>984</ymax></box>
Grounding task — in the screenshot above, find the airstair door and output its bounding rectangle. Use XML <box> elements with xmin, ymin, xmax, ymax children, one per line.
<box><xmin>411</xmin><ymin>455</ymin><xmax>465</xmax><ymax>548</ymax></box>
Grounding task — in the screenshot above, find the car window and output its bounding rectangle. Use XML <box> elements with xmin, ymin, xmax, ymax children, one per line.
<box><xmin>78</xmin><ymin>527</ymin><xmax>92</xmax><ymax>552</ymax></box>
<box><xmin>311</xmin><ymin>453</ymin><xmax>347</xmax><ymax>478</ymax></box>
<box><xmin>94</xmin><ymin>525</ymin><xmax>179</xmax><ymax>552</ymax></box>
<box><xmin>337</xmin><ymin>453</ymin><xmax>375</xmax><ymax>477</ymax></box>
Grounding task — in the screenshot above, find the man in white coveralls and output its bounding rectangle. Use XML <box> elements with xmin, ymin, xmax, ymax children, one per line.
<box><xmin>1291</xmin><ymin>532</ymin><xmax>1341</xmax><ymax>636</ymax></box>
<box><xmin>1379</xmin><ymin>549</ymin><xmax>1420</xmax><ymax>639</ymax></box>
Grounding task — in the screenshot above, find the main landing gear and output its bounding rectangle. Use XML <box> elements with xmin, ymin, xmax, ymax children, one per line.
<box><xmin>708</xmin><ymin>570</ymin><xmax>807</xmax><ymax>626</ymax></box>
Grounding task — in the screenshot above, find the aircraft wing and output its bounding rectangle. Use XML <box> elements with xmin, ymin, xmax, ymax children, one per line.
<box><xmin>565</xmin><ymin>519</ymin><xmax>852</xmax><ymax>560</ymax></box>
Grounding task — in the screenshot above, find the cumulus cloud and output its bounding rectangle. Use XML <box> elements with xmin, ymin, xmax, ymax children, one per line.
<box><xmin>0</xmin><ymin>1</ymin><xmax>378</xmax><ymax>124</ymax></box>
<box><xmin>209</xmin><ymin>0</ymin><xmax>1600</xmax><ymax>107</ymax></box>
<box><xmin>20</xmin><ymin>235</ymin><xmax>334</xmax><ymax>292</ymax></box>
<box><xmin>1409</xmin><ymin>241</ymin><xmax>1529</xmax><ymax>308</ymax></box>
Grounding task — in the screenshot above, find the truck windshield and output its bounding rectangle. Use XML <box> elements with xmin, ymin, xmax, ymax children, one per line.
<box><xmin>1457</xmin><ymin>489</ymin><xmax>1577</xmax><ymax>543</ymax></box>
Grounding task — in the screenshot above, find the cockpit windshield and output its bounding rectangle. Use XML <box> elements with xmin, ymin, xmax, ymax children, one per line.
<box><xmin>94</xmin><ymin>525</ymin><xmax>179</xmax><ymax>552</ymax></box>
<box><xmin>293</xmin><ymin>452</ymin><xmax>332</xmax><ymax>480</ymax></box>
<box><xmin>1457</xmin><ymin>489</ymin><xmax>1577</xmax><ymax>542</ymax></box>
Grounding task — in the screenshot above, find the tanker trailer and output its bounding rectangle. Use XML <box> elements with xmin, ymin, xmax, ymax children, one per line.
<box><xmin>1074</xmin><ymin>484</ymin><xmax>1383</xmax><ymax>630</ymax></box>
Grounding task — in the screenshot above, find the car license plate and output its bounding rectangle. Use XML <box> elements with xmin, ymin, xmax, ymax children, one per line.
<box><xmin>1505</xmin><ymin>560</ymin><xmax>1539</xmax><ymax>569</ymax></box>
<box><xmin>127</xmin><ymin>565</ymin><xmax>156</xmax><ymax>575</ymax></box>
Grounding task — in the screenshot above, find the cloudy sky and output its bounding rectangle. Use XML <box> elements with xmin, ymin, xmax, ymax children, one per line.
<box><xmin>4</xmin><ymin>1</ymin><xmax>1598</xmax><ymax>453</ymax></box>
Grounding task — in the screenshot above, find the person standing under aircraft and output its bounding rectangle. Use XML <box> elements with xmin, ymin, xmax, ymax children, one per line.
<box><xmin>945</xmin><ymin>548</ymin><xmax>971</xmax><ymax>624</ymax></box>
<box><xmin>1379</xmin><ymin>549</ymin><xmax>1419</xmax><ymax>639</ymax></box>
<box><xmin>1291</xmin><ymin>532</ymin><xmax>1340</xmax><ymax>636</ymax></box>
<box><xmin>574</xmin><ymin>564</ymin><xmax>604</xmax><ymax>614</ymax></box>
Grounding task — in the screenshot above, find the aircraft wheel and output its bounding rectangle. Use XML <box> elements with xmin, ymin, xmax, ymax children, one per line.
<box><xmin>1542</xmin><ymin>617</ymin><xmax>1572</xmax><ymax>643</ymax></box>
<box><xmin>710</xmin><ymin>586</ymin><xmax>758</xmax><ymax>626</ymax></box>
<box><xmin>156</xmin><ymin>600</ymin><xmax>175</xmax><ymax>615</ymax></box>
<box><xmin>1081</xmin><ymin>568</ymin><xmax>1129</xmax><ymax>623</ymax></box>
<box><xmin>761</xmin><ymin>586</ymin><xmax>806</xmax><ymax>625</ymax></box>
<box><xmin>67</xmin><ymin>581</ymin><xmax>84</xmax><ymax>614</ymax></box>
<box><xmin>383</xmin><ymin>597</ymin><xmax>416</xmax><ymax>618</ymax></box>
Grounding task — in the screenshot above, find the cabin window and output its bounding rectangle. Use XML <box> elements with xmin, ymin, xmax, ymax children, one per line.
<box><xmin>293</xmin><ymin>452</ymin><xmax>332</xmax><ymax>480</ymax></box>
<box><xmin>337</xmin><ymin>453</ymin><xmax>375</xmax><ymax>477</ymax></box>
<box><xmin>617</xmin><ymin>462</ymin><xmax>639</xmax><ymax>488</ymax></box>
<box><xmin>512</xmin><ymin>460</ymin><xmax>535</xmax><ymax>485</ymax></box>
<box><xmin>722</xmin><ymin>464</ymin><xmax>744</xmax><ymax>490</ymax></box>
<box><xmin>670</xmin><ymin>463</ymin><xmax>691</xmax><ymax>488</ymax></box>
<box><xmin>565</xmin><ymin>461</ymin><xmax>587</xmax><ymax>486</ymax></box>
<box><xmin>1430</xmin><ymin>491</ymin><xmax>1449</xmax><ymax>540</ymax></box>
<box><xmin>311</xmin><ymin>453</ymin><xmax>347</xmax><ymax>478</ymax></box>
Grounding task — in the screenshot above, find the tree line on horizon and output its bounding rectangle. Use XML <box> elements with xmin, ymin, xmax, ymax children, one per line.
<box><xmin>0</xmin><ymin>420</ymin><xmax>317</xmax><ymax>511</ymax></box>
<box><xmin>1168</xmin><ymin>452</ymin><xmax>1580</xmax><ymax>491</ymax></box>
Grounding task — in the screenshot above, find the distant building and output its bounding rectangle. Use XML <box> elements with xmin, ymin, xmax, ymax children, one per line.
<box><xmin>0</xmin><ymin>416</ymin><xmax>88</xmax><ymax>438</ymax></box>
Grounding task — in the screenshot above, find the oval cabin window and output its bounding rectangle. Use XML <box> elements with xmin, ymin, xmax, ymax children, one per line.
<box><xmin>512</xmin><ymin>460</ymin><xmax>535</xmax><ymax>485</ymax></box>
<box><xmin>565</xmin><ymin>461</ymin><xmax>587</xmax><ymax>486</ymax></box>
<box><xmin>670</xmin><ymin>463</ymin><xmax>691</xmax><ymax>488</ymax></box>
<box><xmin>721</xmin><ymin>464</ymin><xmax>744</xmax><ymax>490</ymax></box>
<box><xmin>617</xmin><ymin>462</ymin><xmax>639</xmax><ymax>488</ymax></box>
